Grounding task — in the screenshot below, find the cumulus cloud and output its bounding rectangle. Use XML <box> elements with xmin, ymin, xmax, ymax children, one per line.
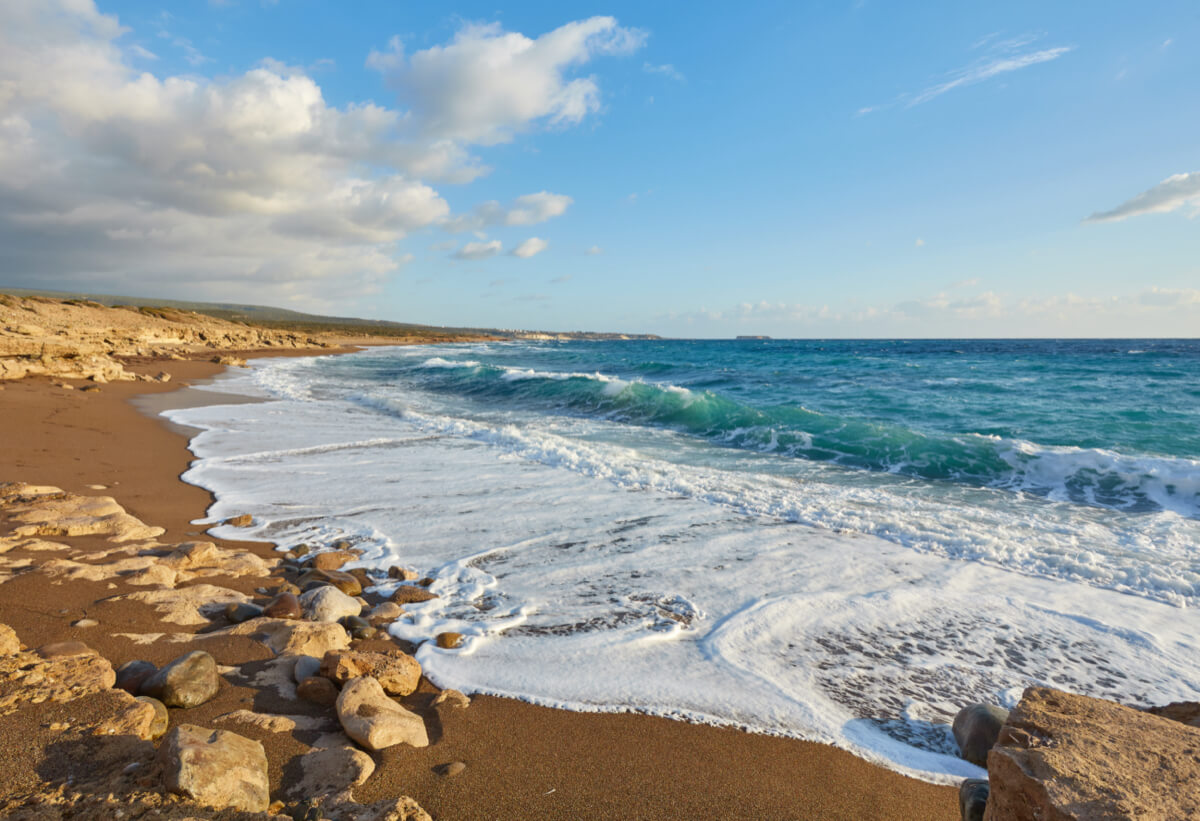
<box><xmin>511</xmin><ymin>237</ymin><xmax>548</xmax><ymax>258</ymax></box>
<box><xmin>452</xmin><ymin>240</ymin><xmax>503</xmax><ymax>260</ymax></box>
<box><xmin>369</xmin><ymin>17</ymin><xmax>646</xmax><ymax>145</ymax></box>
<box><xmin>443</xmin><ymin>191</ymin><xmax>572</xmax><ymax>233</ymax></box>
<box><xmin>1085</xmin><ymin>172</ymin><xmax>1200</xmax><ymax>223</ymax></box>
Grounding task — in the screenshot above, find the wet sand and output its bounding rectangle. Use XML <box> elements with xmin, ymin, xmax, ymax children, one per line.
<box><xmin>0</xmin><ymin>352</ymin><xmax>959</xmax><ymax>819</ymax></box>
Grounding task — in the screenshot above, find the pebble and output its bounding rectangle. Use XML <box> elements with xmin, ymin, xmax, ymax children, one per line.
<box><xmin>71</xmin><ymin>618</ymin><xmax>99</xmax><ymax>628</ymax></box>
<box><xmin>435</xmin><ymin>632</ymin><xmax>464</xmax><ymax>650</ymax></box>
<box><xmin>342</xmin><ymin>616</ymin><xmax>376</xmax><ymax>640</ymax></box>
<box><xmin>369</xmin><ymin>602</ymin><xmax>404</xmax><ymax>622</ymax></box>
<box><xmin>392</xmin><ymin>587</ymin><xmax>439</xmax><ymax>605</ymax></box>
<box><xmin>436</xmin><ymin>761</ymin><xmax>467</xmax><ymax>777</ymax></box>
<box><xmin>263</xmin><ymin>591</ymin><xmax>302</xmax><ymax>620</ymax></box>
<box><xmin>36</xmin><ymin>641</ymin><xmax>93</xmax><ymax>660</ymax></box>
<box><xmin>224</xmin><ymin>602</ymin><xmax>264</xmax><ymax>624</ymax></box>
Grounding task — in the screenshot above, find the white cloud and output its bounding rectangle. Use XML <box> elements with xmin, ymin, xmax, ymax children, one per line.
<box><xmin>511</xmin><ymin>237</ymin><xmax>548</xmax><ymax>258</ymax></box>
<box><xmin>0</xmin><ymin>2</ymin><xmax>637</xmax><ymax>307</ymax></box>
<box><xmin>585</xmin><ymin>245</ymin><xmax>603</xmax><ymax>255</ymax></box>
<box><xmin>643</xmin><ymin>62</ymin><xmax>685</xmax><ymax>82</ymax></box>
<box><xmin>915</xmin><ymin>238</ymin><xmax>925</xmax><ymax>247</ymax></box>
<box><xmin>444</xmin><ymin>191</ymin><xmax>572</xmax><ymax>233</ymax></box>
<box><xmin>369</xmin><ymin>17</ymin><xmax>646</xmax><ymax>145</ymax></box>
<box><xmin>1085</xmin><ymin>172</ymin><xmax>1200</xmax><ymax>222</ymax></box>
<box><xmin>452</xmin><ymin>239</ymin><xmax>502</xmax><ymax>260</ymax></box>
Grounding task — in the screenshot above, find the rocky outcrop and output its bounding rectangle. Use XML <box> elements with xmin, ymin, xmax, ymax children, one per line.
<box><xmin>140</xmin><ymin>650</ymin><xmax>219</xmax><ymax>708</ymax></box>
<box><xmin>1</xmin><ymin>483</ymin><xmax>164</xmax><ymax>543</ymax></box>
<box><xmin>158</xmin><ymin>724</ymin><xmax>270</xmax><ymax>813</ymax></box>
<box><xmin>0</xmin><ymin>646</ymin><xmax>115</xmax><ymax>715</ymax></box>
<box><xmin>952</xmin><ymin>703</ymin><xmax>1009</xmax><ymax>767</ymax></box>
<box><xmin>321</xmin><ymin>649</ymin><xmax>422</xmax><ymax>697</ymax></box>
<box><xmin>221</xmin><ymin>617</ymin><xmax>351</xmax><ymax>657</ymax></box>
<box><xmin>91</xmin><ymin>691</ymin><xmax>167</xmax><ymax>740</ymax></box>
<box><xmin>1146</xmin><ymin>700</ymin><xmax>1200</xmax><ymax>728</ymax></box>
<box><xmin>985</xmin><ymin>687</ymin><xmax>1200</xmax><ymax>820</ymax></box>
<box><xmin>335</xmin><ymin>677</ymin><xmax>429</xmax><ymax>751</ymax></box>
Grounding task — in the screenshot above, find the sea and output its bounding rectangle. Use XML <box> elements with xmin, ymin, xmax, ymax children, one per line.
<box><xmin>164</xmin><ymin>338</ymin><xmax>1200</xmax><ymax>782</ymax></box>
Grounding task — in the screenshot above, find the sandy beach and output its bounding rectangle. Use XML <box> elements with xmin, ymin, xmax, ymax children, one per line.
<box><xmin>0</xmin><ymin>349</ymin><xmax>959</xmax><ymax>819</ymax></box>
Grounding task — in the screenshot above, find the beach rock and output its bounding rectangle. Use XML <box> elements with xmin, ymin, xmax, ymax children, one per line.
<box><xmin>432</xmin><ymin>689</ymin><xmax>471</xmax><ymax>710</ymax></box>
<box><xmin>115</xmin><ymin>660</ymin><xmax>158</xmax><ymax>695</ymax></box>
<box><xmin>436</xmin><ymin>761</ymin><xmax>466</xmax><ymax>778</ymax></box>
<box><xmin>161</xmin><ymin>540</ymin><xmax>221</xmax><ymax>569</ymax></box>
<box><xmin>287</xmin><ymin>746</ymin><xmax>375</xmax><ymax>800</ymax></box>
<box><xmin>138</xmin><ymin>695</ymin><xmax>170</xmax><ymax>739</ymax></box>
<box><xmin>300</xmin><ymin>585</ymin><xmax>361</xmax><ymax>623</ymax></box>
<box><xmin>311</xmin><ymin>550</ymin><xmax>355</xmax><ymax>571</ymax></box>
<box><xmin>953</xmin><ymin>703</ymin><xmax>1009</xmax><ymax>767</ymax></box>
<box><xmin>335</xmin><ymin>676</ymin><xmax>429</xmax><ymax>751</ymax></box>
<box><xmin>70</xmin><ymin>617</ymin><xmax>99</xmax><ymax>628</ymax></box>
<box><xmin>391</xmin><ymin>586</ymin><xmax>438</xmax><ymax>605</ymax></box>
<box><xmin>125</xmin><ymin>563</ymin><xmax>178</xmax><ymax>587</ymax></box>
<box><xmin>0</xmin><ymin>649</ymin><xmax>116</xmax><ymax>715</ymax></box>
<box><xmin>1146</xmin><ymin>700</ymin><xmax>1200</xmax><ymax>728</ymax></box>
<box><xmin>348</xmin><ymin>567</ymin><xmax>373</xmax><ymax>589</ymax></box>
<box><xmin>293</xmin><ymin>654</ymin><xmax>321</xmax><ymax>683</ymax></box>
<box><xmin>959</xmin><ymin>778</ymin><xmax>988</xmax><ymax>821</ymax></box>
<box><xmin>225</xmin><ymin>602</ymin><xmax>265</xmax><ymax>623</ymax></box>
<box><xmin>91</xmin><ymin>690</ymin><xmax>160</xmax><ymax>740</ymax></box>
<box><xmin>342</xmin><ymin>616</ymin><xmax>376</xmax><ymax>640</ymax></box>
<box><xmin>223</xmin><ymin>617</ymin><xmax>350</xmax><ymax>657</ymax></box>
<box><xmin>120</xmin><ymin>583</ymin><xmax>250</xmax><ymax>625</ymax></box>
<box><xmin>357</xmin><ymin>796</ymin><xmax>433</xmax><ymax>821</ymax></box>
<box><xmin>225</xmin><ymin>514</ymin><xmax>254</xmax><ymax>527</ymax></box>
<box><xmin>297</xmin><ymin>675</ymin><xmax>339</xmax><ymax>706</ymax></box>
<box><xmin>299</xmin><ymin>568</ymin><xmax>362</xmax><ymax>597</ymax></box>
<box><xmin>158</xmin><ymin>724</ymin><xmax>270</xmax><ymax>813</ymax></box>
<box><xmin>264</xmin><ymin>591</ymin><xmax>302</xmax><ymax>619</ymax></box>
<box><xmin>321</xmin><ymin>649</ymin><xmax>422</xmax><ymax>697</ymax></box>
<box><xmin>369</xmin><ymin>602</ymin><xmax>403</xmax><ymax>622</ymax></box>
<box><xmin>3</xmin><ymin>485</ymin><xmax>164</xmax><ymax>542</ymax></box>
<box><xmin>0</xmin><ymin>624</ymin><xmax>19</xmax><ymax>655</ymax></box>
<box><xmin>435</xmin><ymin>632</ymin><xmax>464</xmax><ymax>649</ymax></box>
<box><xmin>141</xmin><ymin>650</ymin><xmax>219</xmax><ymax>708</ymax></box>
<box><xmin>985</xmin><ymin>686</ymin><xmax>1200</xmax><ymax>820</ymax></box>
<box><xmin>36</xmin><ymin>640</ymin><xmax>94</xmax><ymax>660</ymax></box>
<box><xmin>387</xmin><ymin>566</ymin><xmax>419</xmax><ymax>582</ymax></box>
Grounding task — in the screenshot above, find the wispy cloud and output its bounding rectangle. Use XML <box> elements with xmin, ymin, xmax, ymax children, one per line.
<box><xmin>511</xmin><ymin>237</ymin><xmax>548</xmax><ymax>258</ymax></box>
<box><xmin>1085</xmin><ymin>172</ymin><xmax>1200</xmax><ymax>223</ymax></box>
<box><xmin>643</xmin><ymin>62</ymin><xmax>685</xmax><ymax>82</ymax></box>
<box><xmin>452</xmin><ymin>240</ymin><xmax>503</xmax><ymax>260</ymax></box>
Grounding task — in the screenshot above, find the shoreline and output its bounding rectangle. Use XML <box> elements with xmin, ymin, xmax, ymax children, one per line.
<box><xmin>0</xmin><ymin>349</ymin><xmax>958</xmax><ymax>819</ymax></box>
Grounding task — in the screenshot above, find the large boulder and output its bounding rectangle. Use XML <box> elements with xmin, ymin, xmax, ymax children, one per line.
<box><xmin>140</xmin><ymin>650</ymin><xmax>219</xmax><ymax>708</ymax></box>
<box><xmin>952</xmin><ymin>703</ymin><xmax>1009</xmax><ymax>767</ymax></box>
<box><xmin>335</xmin><ymin>676</ymin><xmax>429</xmax><ymax>751</ymax></box>
<box><xmin>158</xmin><ymin>724</ymin><xmax>270</xmax><ymax>812</ymax></box>
<box><xmin>299</xmin><ymin>585</ymin><xmax>361</xmax><ymax>624</ymax></box>
<box><xmin>321</xmin><ymin>649</ymin><xmax>422</xmax><ymax>697</ymax></box>
<box><xmin>986</xmin><ymin>687</ymin><xmax>1200</xmax><ymax>820</ymax></box>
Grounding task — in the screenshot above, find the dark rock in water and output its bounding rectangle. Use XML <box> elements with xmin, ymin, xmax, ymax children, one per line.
<box><xmin>310</xmin><ymin>550</ymin><xmax>355</xmax><ymax>571</ymax></box>
<box><xmin>297</xmin><ymin>568</ymin><xmax>362</xmax><ymax>597</ymax></box>
<box><xmin>435</xmin><ymin>632</ymin><xmax>464</xmax><ymax>649</ymax></box>
<box><xmin>136</xmin><ymin>695</ymin><xmax>170</xmax><ymax>740</ymax></box>
<box><xmin>141</xmin><ymin>650</ymin><xmax>219</xmax><ymax>708</ymax></box>
<box><xmin>953</xmin><ymin>703</ymin><xmax>1009</xmax><ymax>767</ymax></box>
<box><xmin>347</xmin><ymin>567</ymin><xmax>373</xmax><ymax>590</ymax></box>
<box><xmin>296</xmin><ymin>675</ymin><xmax>339</xmax><ymax>706</ymax></box>
<box><xmin>391</xmin><ymin>586</ymin><xmax>439</xmax><ymax>605</ymax></box>
<box><xmin>332</xmin><ymin>539</ymin><xmax>353</xmax><ymax>551</ymax></box>
<box><xmin>959</xmin><ymin>778</ymin><xmax>988</xmax><ymax>821</ymax></box>
<box><xmin>388</xmin><ymin>566</ymin><xmax>418</xmax><ymax>581</ymax></box>
<box><xmin>418</xmin><ymin>577</ymin><xmax>436</xmax><ymax>588</ymax></box>
<box><xmin>1145</xmin><ymin>701</ymin><xmax>1200</xmax><ymax>728</ymax></box>
<box><xmin>115</xmin><ymin>660</ymin><xmax>157</xmax><ymax>695</ymax></box>
<box><xmin>292</xmin><ymin>544</ymin><xmax>311</xmax><ymax>558</ymax></box>
<box><xmin>988</xmin><ymin>687</ymin><xmax>1200</xmax><ymax>820</ymax></box>
<box><xmin>341</xmin><ymin>615</ymin><xmax>376</xmax><ymax>640</ymax></box>
<box><xmin>263</xmin><ymin>591</ymin><xmax>302</xmax><ymax>620</ymax></box>
<box><xmin>225</xmin><ymin>514</ymin><xmax>254</xmax><ymax>527</ymax></box>
<box><xmin>36</xmin><ymin>641</ymin><xmax>93</xmax><ymax>660</ymax></box>
<box><xmin>224</xmin><ymin>602</ymin><xmax>264</xmax><ymax>624</ymax></box>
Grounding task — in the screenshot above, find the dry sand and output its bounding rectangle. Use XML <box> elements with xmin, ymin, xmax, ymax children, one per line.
<box><xmin>0</xmin><ymin>352</ymin><xmax>959</xmax><ymax>819</ymax></box>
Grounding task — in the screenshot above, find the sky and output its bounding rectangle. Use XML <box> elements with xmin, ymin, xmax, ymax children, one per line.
<box><xmin>0</xmin><ymin>1</ymin><xmax>1197</xmax><ymax>337</ymax></box>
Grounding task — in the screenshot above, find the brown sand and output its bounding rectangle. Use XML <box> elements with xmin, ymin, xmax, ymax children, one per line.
<box><xmin>0</xmin><ymin>353</ymin><xmax>959</xmax><ymax>820</ymax></box>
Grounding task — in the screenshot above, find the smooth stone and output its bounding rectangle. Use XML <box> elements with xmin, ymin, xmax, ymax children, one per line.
<box><xmin>293</xmin><ymin>655</ymin><xmax>321</xmax><ymax>683</ymax></box>
<box><xmin>136</xmin><ymin>695</ymin><xmax>170</xmax><ymax>740</ymax></box>
<box><xmin>115</xmin><ymin>660</ymin><xmax>158</xmax><ymax>695</ymax></box>
<box><xmin>335</xmin><ymin>676</ymin><xmax>429</xmax><ymax>751</ymax></box>
<box><xmin>435</xmin><ymin>632</ymin><xmax>464</xmax><ymax>650</ymax></box>
<box><xmin>296</xmin><ymin>676</ymin><xmax>339</xmax><ymax>706</ymax></box>
<box><xmin>224</xmin><ymin>602</ymin><xmax>264</xmax><ymax>624</ymax></box>
<box><xmin>342</xmin><ymin>615</ymin><xmax>376</xmax><ymax>640</ymax></box>
<box><xmin>310</xmin><ymin>550</ymin><xmax>355</xmax><ymax>571</ymax></box>
<box><xmin>959</xmin><ymin>778</ymin><xmax>989</xmax><ymax>821</ymax></box>
<box><xmin>36</xmin><ymin>641</ymin><xmax>94</xmax><ymax>660</ymax></box>
<box><xmin>71</xmin><ymin>618</ymin><xmax>99</xmax><ymax>628</ymax></box>
<box><xmin>158</xmin><ymin>724</ymin><xmax>269</xmax><ymax>812</ymax></box>
<box><xmin>369</xmin><ymin>602</ymin><xmax>403</xmax><ymax>622</ymax></box>
<box><xmin>387</xmin><ymin>566</ymin><xmax>419</xmax><ymax>582</ymax></box>
<box><xmin>391</xmin><ymin>587</ymin><xmax>438</xmax><ymax>605</ymax></box>
<box><xmin>436</xmin><ymin>761</ymin><xmax>466</xmax><ymax>777</ymax></box>
<box><xmin>263</xmin><ymin>591</ymin><xmax>302</xmax><ymax>620</ymax></box>
<box><xmin>299</xmin><ymin>585</ymin><xmax>361</xmax><ymax>624</ymax></box>
<box><xmin>952</xmin><ymin>703</ymin><xmax>1010</xmax><ymax>767</ymax></box>
<box><xmin>141</xmin><ymin>650</ymin><xmax>219</xmax><ymax>708</ymax></box>
<box><xmin>297</xmin><ymin>568</ymin><xmax>362</xmax><ymax>597</ymax></box>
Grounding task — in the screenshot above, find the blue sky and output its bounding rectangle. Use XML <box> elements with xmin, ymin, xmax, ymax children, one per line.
<box><xmin>0</xmin><ymin>1</ymin><xmax>1197</xmax><ymax>336</ymax></box>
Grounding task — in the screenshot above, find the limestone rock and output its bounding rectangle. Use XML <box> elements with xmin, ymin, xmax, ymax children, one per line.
<box><xmin>92</xmin><ymin>691</ymin><xmax>166</xmax><ymax>740</ymax></box>
<box><xmin>368</xmin><ymin>602</ymin><xmax>403</xmax><ymax>622</ymax></box>
<box><xmin>2</xmin><ymin>485</ymin><xmax>164</xmax><ymax>543</ymax></box>
<box><xmin>0</xmin><ymin>624</ymin><xmax>21</xmax><ymax>654</ymax></box>
<box><xmin>311</xmin><ymin>550</ymin><xmax>356</xmax><ymax>571</ymax></box>
<box><xmin>115</xmin><ymin>659</ymin><xmax>157</xmax><ymax>695</ymax></box>
<box><xmin>335</xmin><ymin>676</ymin><xmax>429</xmax><ymax>751</ymax></box>
<box><xmin>222</xmin><ymin>617</ymin><xmax>350</xmax><ymax>658</ymax></box>
<box><xmin>158</xmin><ymin>724</ymin><xmax>270</xmax><ymax>813</ymax></box>
<box><xmin>431</xmin><ymin>689</ymin><xmax>470</xmax><ymax>709</ymax></box>
<box><xmin>300</xmin><ymin>585</ymin><xmax>361</xmax><ymax>624</ymax></box>
<box><xmin>321</xmin><ymin>649</ymin><xmax>422</xmax><ymax>697</ymax></box>
<box><xmin>985</xmin><ymin>687</ymin><xmax>1200</xmax><ymax>820</ymax></box>
<box><xmin>0</xmin><ymin>648</ymin><xmax>116</xmax><ymax>715</ymax></box>
<box><xmin>141</xmin><ymin>650</ymin><xmax>219</xmax><ymax>708</ymax></box>
<box><xmin>119</xmin><ymin>583</ymin><xmax>250</xmax><ymax>625</ymax></box>
<box><xmin>138</xmin><ymin>695</ymin><xmax>170</xmax><ymax>739</ymax></box>
<box><xmin>36</xmin><ymin>640</ymin><xmax>93</xmax><ymax>660</ymax></box>
<box><xmin>125</xmin><ymin>564</ymin><xmax>178</xmax><ymax>587</ymax></box>
<box><xmin>293</xmin><ymin>655</ymin><xmax>321</xmax><ymax>683</ymax></box>
<box><xmin>297</xmin><ymin>676</ymin><xmax>339</xmax><ymax>706</ymax></box>
<box><xmin>264</xmin><ymin>591</ymin><xmax>302</xmax><ymax>620</ymax></box>
<box><xmin>357</xmin><ymin>796</ymin><xmax>433</xmax><ymax>821</ymax></box>
<box><xmin>953</xmin><ymin>703</ymin><xmax>1009</xmax><ymax>767</ymax></box>
<box><xmin>287</xmin><ymin>746</ymin><xmax>376</xmax><ymax>800</ymax></box>
<box><xmin>391</xmin><ymin>586</ymin><xmax>438</xmax><ymax>605</ymax></box>
<box><xmin>225</xmin><ymin>514</ymin><xmax>254</xmax><ymax>527</ymax></box>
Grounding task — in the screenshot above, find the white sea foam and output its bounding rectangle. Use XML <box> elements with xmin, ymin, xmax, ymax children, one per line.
<box><xmin>163</xmin><ymin>349</ymin><xmax>1200</xmax><ymax>782</ymax></box>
